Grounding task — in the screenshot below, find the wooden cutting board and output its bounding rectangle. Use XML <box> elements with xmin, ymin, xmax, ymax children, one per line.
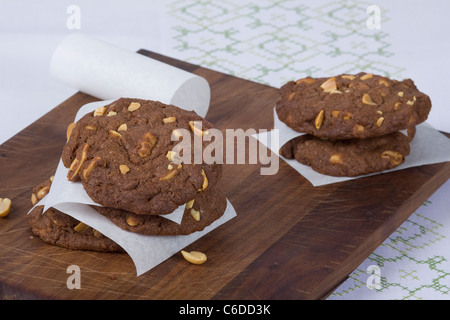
<box><xmin>0</xmin><ymin>50</ymin><xmax>449</xmax><ymax>300</ymax></box>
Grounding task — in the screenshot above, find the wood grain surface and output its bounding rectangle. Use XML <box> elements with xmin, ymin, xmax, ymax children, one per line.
<box><xmin>0</xmin><ymin>50</ymin><xmax>449</xmax><ymax>300</ymax></box>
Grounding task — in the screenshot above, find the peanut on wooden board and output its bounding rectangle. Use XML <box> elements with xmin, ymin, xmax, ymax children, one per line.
<box><xmin>0</xmin><ymin>198</ymin><xmax>12</xmax><ymax>218</ymax></box>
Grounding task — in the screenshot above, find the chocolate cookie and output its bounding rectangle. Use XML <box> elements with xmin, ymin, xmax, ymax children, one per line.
<box><xmin>28</xmin><ymin>178</ymin><xmax>123</xmax><ymax>253</ymax></box>
<box><xmin>94</xmin><ymin>187</ymin><xmax>227</xmax><ymax>236</ymax></box>
<box><xmin>276</xmin><ymin>73</ymin><xmax>431</xmax><ymax>139</ymax></box>
<box><xmin>62</xmin><ymin>98</ymin><xmax>222</xmax><ymax>215</ymax></box>
<box><xmin>279</xmin><ymin>129</ymin><xmax>413</xmax><ymax>177</ymax></box>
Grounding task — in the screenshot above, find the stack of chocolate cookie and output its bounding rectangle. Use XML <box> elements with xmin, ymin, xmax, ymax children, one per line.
<box><xmin>276</xmin><ymin>72</ymin><xmax>432</xmax><ymax>177</ymax></box>
<box><xmin>28</xmin><ymin>98</ymin><xmax>226</xmax><ymax>252</ymax></box>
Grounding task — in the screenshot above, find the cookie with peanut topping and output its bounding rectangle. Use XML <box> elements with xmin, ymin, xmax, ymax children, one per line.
<box><xmin>28</xmin><ymin>206</ymin><xmax>124</xmax><ymax>252</ymax></box>
<box><xmin>62</xmin><ymin>98</ymin><xmax>222</xmax><ymax>215</ymax></box>
<box><xmin>94</xmin><ymin>187</ymin><xmax>227</xmax><ymax>236</ymax></box>
<box><xmin>276</xmin><ymin>72</ymin><xmax>431</xmax><ymax>139</ymax></box>
<box><xmin>28</xmin><ymin>178</ymin><xmax>123</xmax><ymax>252</ymax></box>
<box><xmin>279</xmin><ymin>129</ymin><xmax>414</xmax><ymax>177</ymax></box>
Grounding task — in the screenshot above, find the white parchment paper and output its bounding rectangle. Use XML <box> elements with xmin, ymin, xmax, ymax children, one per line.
<box><xmin>254</xmin><ymin>107</ymin><xmax>450</xmax><ymax>187</ymax></box>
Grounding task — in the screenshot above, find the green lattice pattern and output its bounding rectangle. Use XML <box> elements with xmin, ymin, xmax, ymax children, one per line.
<box><xmin>167</xmin><ymin>0</ymin><xmax>404</xmax><ymax>87</ymax></box>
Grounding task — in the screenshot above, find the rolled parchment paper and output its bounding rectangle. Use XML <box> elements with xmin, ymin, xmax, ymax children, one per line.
<box><xmin>50</xmin><ymin>33</ymin><xmax>210</xmax><ymax>117</ymax></box>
